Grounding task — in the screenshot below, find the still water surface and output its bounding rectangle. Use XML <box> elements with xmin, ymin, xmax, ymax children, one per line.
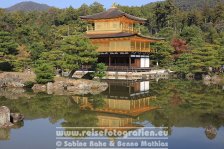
<box><xmin>0</xmin><ymin>79</ymin><xmax>224</xmax><ymax>149</ymax></box>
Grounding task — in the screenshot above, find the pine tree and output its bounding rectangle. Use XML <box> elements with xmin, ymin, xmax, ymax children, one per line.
<box><xmin>39</xmin><ymin>34</ymin><xmax>98</xmax><ymax>77</ymax></box>
<box><xmin>78</xmin><ymin>4</ymin><xmax>90</xmax><ymax>16</ymax></box>
<box><xmin>150</xmin><ymin>41</ymin><xmax>174</xmax><ymax>68</ymax></box>
<box><xmin>0</xmin><ymin>31</ymin><xmax>18</xmax><ymax>61</ymax></box>
<box><xmin>172</xmin><ymin>53</ymin><xmax>193</xmax><ymax>74</ymax></box>
<box><xmin>0</xmin><ymin>31</ymin><xmax>18</xmax><ymax>71</ymax></box>
<box><xmin>180</xmin><ymin>25</ymin><xmax>204</xmax><ymax>48</ymax></box>
<box><xmin>191</xmin><ymin>45</ymin><xmax>220</xmax><ymax>73</ymax></box>
<box><xmin>89</xmin><ymin>2</ymin><xmax>105</xmax><ymax>14</ymax></box>
<box><xmin>35</xmin><ymin>63</ymin><xmax>54</xmax><ymax>84</ymax></box>
<box><xmin>92</xmin><ymin>63</ymin><xmax>107</xmax><ymax>81</ymax></box>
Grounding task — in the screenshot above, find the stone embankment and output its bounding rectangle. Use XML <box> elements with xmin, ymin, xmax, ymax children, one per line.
<box><xmin>0</xmin><ymin>72</ymin><xmax>35</xmax><ymax>88</ymax></box>
<box><xmin>74</xmin><ymin>69</ymin><xmax>172</xmax><ymax>80</ymax></box>
<box><xmin>32</xmin><ymin>78</ymin><xmax>108</xmax><ymax>95</ymax></box>
<box><xmin>0</xmin><ymin>72</ymin><xmax>108</xmax><ymax>95</ymax></box>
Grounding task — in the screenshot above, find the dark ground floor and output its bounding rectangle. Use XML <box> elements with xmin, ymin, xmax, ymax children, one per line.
<box><xmin>97</xmin><ymin>53</ymin><xmax>151</xmax><ymax>71</ymax></box>
<box><xmin>80</xmin><ymin>53</ymin><xmax>152</xmax><ymax>72</ymax></box>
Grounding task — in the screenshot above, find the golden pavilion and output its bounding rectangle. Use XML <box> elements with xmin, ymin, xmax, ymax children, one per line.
<box><xmin>81</xmin><ymin>5</ymin><xmax>160</xmax><ymax>71</ymax></box>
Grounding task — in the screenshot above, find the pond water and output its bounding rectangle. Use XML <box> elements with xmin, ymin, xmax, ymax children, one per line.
<box><xmin>0</xmin><ymin>79</ymin><xmax>224</xmax><ymax>149</ymax></box>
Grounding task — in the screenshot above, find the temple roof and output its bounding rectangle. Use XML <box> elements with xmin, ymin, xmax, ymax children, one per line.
<box><xmin>80</xmin><ymin>7</ymin><xmax>146</xmax><ymax>22</ymax></box>
<box><xmin>86</xmin><ymin>32</ymin><xmax>163</xmax><ymax>41</ymax></box>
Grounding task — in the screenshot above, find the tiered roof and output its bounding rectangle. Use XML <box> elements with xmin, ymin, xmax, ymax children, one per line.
<box><xmin>80</xmin><ymin>7</ymin><xmax>146</xmax><ymax>22</ymax></box>
<box><xmin>81</xmin><ymin>6</ymin><xmax>163</xmax><ymax>41</ymax></box>
<box><xmin>86</xmin><ymin>32</ymin><xmax>162</xmax><ymax>41</ymax></box>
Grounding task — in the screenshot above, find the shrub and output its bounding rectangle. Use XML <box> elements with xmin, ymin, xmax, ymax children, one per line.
<box><xmin>24</xmin><ymin>81</ymin><xmax>35</xmax><ymax>88</ymax></box>
<box><xmin>35</xmin><ymin>64</ymin><xmax>54</xmax><ymax>84</ymax></box>
<box><xmin>92</xmin><ymin>63</ymin><xmax>107</xmax><ymax>81</ymax></box>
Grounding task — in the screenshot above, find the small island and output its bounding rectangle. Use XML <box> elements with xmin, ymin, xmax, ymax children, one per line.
<box><xmin>0</xmin><ymin>0</ymin><xmax>224</xmax><ymax>149</ymax></box>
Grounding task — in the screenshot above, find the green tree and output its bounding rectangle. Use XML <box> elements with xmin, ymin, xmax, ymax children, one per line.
<box><xmin>15</xmin><ymin>25</ymin><xmax>41</xmax><ymax>44</ymax></box>
<box><xmin>0</xmin><ymin>31</ymin><xmax>18</xmax><ymax>71</ymax></box>
<box><xmin>64</xmin><ymin>6</ymin><xmax>78</xmax><ymax>24</ymax></box>
<box><xmin>39</xmin><ymin>35</ymin><xmax>98</xmax><ymax>78</ymax></box>
<box><xmin>89</xmin><ymin>2</ymin><xmax>105</xmax><ymax>14</ymax></box>
<box><xmin>187</xmin><ymin>10</ymin><xmax>203</xmax><ymax>26</ymax></box>
<box><xmin>217</xmin><ymin>32</ymin><xmax>224</xmax><ymax>46</ymax></box>
<box><xmin>191</xmin><ymin>45</ymin><xmax>220</xmax><ymax>73</ymax></box>
<box><xmin>203</xmin><ymin>24</ymin><xmax>220</xmax><ymax>44</ymax></box>
<box><xmin>157</xmin><ymin>27</ymin><xmax>177</xmax><ymax>41</ymax></box>
<box><xmin>35</xmin><ymin>63</ymin><xmax>54</xmax><ymax>84</ymax></box>
<box><xmin>78</xmin><ymin>4</ymin><xmax>90</xmax><ymax>16</ymax></box>
<box><xmin>217</xmin><ymin>46</ymin><xmax>224</xmax><ymax>65</ymax></box>
<box><xmin>150</xmin><ymin>41</ymin><xmax>174</xmax><ymax>68</ymax></box>
<box><xmin>213</xmin><ymin>1</ymin><xmax>224</xmax><ymax>23</ymax></box>
<box><xmin>12</xmin><ymin>45</ymin><xmax>31</xmax><ymax>71</ymax></box>
<box><xmin>29</xmin><ymin>42</ymin><xmax>46</xmax><ymax>61</ymax></box>
<box><xmin>0</xmin><ymin>31</ymin><xmax>18</xmax><ymax>60</ymax></box>
<box><xmin>153</xmin><ymin>0</ymin><xmax>177</xmax><ymax>31</ymax></box>
<box><xmin>180</xmin><ymin>25</ymin><xmax>204</xmax><ymax>48</ymax></box>
<box><xmin>172</xmin><ymin>53</ymin><xmax>193</xmax><ymax>74</ymax></box>
<box><xmin>92</xmin><ymin>63</ymin><xmax>107</xmax><ymax>81</ymax></box>
<box><xmin>39</xmin><ymin>49</ymin><xmax>64</xmax><ymax>70</ymax></box>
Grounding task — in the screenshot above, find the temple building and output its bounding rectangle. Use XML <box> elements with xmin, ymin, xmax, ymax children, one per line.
<box><xmin>81</xmin><ymin>5</ymin><xmax>161</xmax><ymax>71</ymax></box>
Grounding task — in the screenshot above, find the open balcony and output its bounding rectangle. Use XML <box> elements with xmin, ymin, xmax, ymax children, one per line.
<box><xmin>86</xmin><ymin>24</ymin><xmax>141</xmax><ymax>34</ymax></box>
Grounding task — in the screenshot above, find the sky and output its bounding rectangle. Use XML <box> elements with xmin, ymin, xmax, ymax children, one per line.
<box><xmin>0</xmin><ymin>0</ymin><xmax>163</xmax><ymax>9</ymax></box>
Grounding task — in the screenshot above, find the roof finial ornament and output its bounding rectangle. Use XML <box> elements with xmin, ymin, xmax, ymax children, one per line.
<box><xmin>111</xmin><ymin>3</ymin><xmax>117</xmax><ymax>8</ymax></box>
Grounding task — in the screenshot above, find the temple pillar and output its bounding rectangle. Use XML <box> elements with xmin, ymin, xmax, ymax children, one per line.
<box><xmin>109</xmin><ymin>54</ymin><xmax>111</xmax><ymax>66</ymax></box>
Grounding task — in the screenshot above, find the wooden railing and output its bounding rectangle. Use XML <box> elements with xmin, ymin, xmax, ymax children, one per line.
<box><xmin>79</xmin><ymin>65</ymin><xmax>151</xmax><ymax>72</ymax></box>
<box><xmin>96</xmin><ymin>46</ymin><xmax>150</xmax><ymax>53</ymax></box>
<box><xmin>87</xmin><ymin>26</ymin><xmax>140</xmax><ymax>34</ymax></box>
<box><xmin>107</xmin><ymin>66</ymin><xmax>151</xmax><ymax>72</ymax></box>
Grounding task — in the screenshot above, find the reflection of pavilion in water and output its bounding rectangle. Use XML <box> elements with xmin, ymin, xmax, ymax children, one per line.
<box><xmin>73</xmin><ymin>80</ymin><xmax>157</xmax><ymax>130</ymax></box>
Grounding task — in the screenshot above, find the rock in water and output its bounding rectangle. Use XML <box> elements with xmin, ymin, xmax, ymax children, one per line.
<box><xmin>10</xmin><ymin>113</ymin><xmax>24</xmax><ymax>123</ymax></box>
<box><xmin>205</xmin><ymin>125</ymin><xmax>217</xmax><ymax>140</ymax></box>
<box><xmin>0</xmin><ymin>106</ymin><xmax>12</xmax><ymax>128</ymax></box>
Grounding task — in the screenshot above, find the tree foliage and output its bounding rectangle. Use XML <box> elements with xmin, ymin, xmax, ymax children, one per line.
<box><xmin>0</xmin><ymin>31</ymin><xmax>18</xmax><ymax>61</ymax></box>
<box><xmin>92</xmin><ymin>63</ymin><xmax>107</xmax><ymax>80</ymax></box>
<box><xmin>191</xmin><ymin>45</ymin><xmax>220</xmax><ymax>73</ymax></box>
<box><xmin>39</xmin><ymin>35</ymin><xmax>98</xmax><ymax>77</ymax></box>
<box><xmin>172</xmin><ymin>53</ymin><xmax>193</xmax><ymax>74</ymax></box>
<box><xmin>35</xmin><ymin>63</ymin><xmax>54</xmax><ymax>84</ymax></box>
<box><xmin>150</xmin><ymin>41</ymin><xmax>174</xmax><ymax>68</ymax></box>
<box><xmin>171</xmin><ymin>38</ymin><xmax>188</xmax><ymax>59</ymax></box>
<box><xmin>0</xmin><ymin>31</ymin><xmax>19</xmax><ymax>71</ymax></box>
